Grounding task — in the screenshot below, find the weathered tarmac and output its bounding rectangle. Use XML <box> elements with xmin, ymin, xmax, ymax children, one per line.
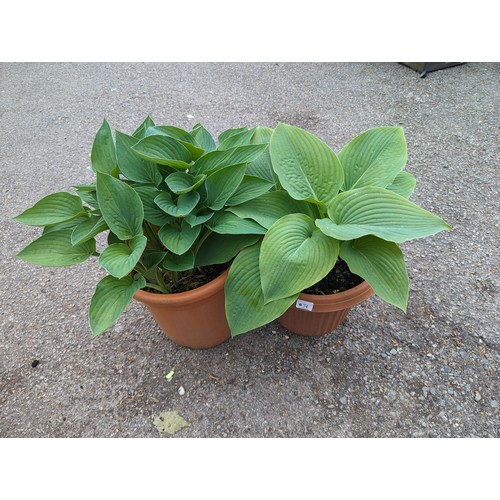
<box><xmin>1</xmin><ymin>62</ymin><xmax>498</xmax><ymax>437</ymax></box>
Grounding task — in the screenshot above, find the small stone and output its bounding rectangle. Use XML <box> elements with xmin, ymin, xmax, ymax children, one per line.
<box><xmin>178</xmin><ymin>386</ymin><xmax>185</xmax><ymax>396</ymax></box>
<box><xmin>490</xmin><ymin>400</ymin><xmax>499</xmax><ymax>408</ymax></box>
<box><xmin>390</xmin><ymin>348</ymin><xmax>398</xmax><ymax>355</ymax></box>
<box><xmin>339</xmin><ymin>396</ymin><xmax>348</xmax><ymax>405</ymax></box>
<box><xmin>387</xmin><ymin>390</ymin><xmax>397</xmax><ymax>400</ymax></box>
<box><xmin>474</xmin><ymin>391</ymin><xmax>482</xmax><ymax>402</ymax></box>
<box><xmin>327</xmin><ymin>404</ymin><xmax>335</xmax><ymax>409</ymax></box>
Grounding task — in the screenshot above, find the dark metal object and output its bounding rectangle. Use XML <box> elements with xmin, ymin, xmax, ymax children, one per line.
<box><xmin>401</xmin><ymin>62</ymin><xmax>465</xmax><ymax>78</ymax></box>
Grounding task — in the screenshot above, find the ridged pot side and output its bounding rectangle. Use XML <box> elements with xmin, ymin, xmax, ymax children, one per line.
<box><xmin>133</xmin><ymin>269</ymin><xmax>231</xmax><ymax>349</ymax></box>
<box><xmin>278</xmin><ymin>281</ymin><xmax>375</xmax><ymax>336</ymax></box>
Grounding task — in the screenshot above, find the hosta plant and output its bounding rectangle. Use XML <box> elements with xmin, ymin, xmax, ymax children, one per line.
<box><xmin>224</xmin><ymin>123</ymin><xmax>452</xmax><ymax>335</ymax></box>
<box><xmin>15</xmin><ymin>117</ymin><xmax>274</xmax><ymax>336</ymax></box>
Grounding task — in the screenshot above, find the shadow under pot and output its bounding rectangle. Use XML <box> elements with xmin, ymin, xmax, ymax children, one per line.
<box><xmin>133</xmin><ymin>269</ymin><xmax>231</xmax><ymax>349</ymax></box>
<box><xmin>278</xmin><ymin>281</ymin><xmax>374</xmax><ymax>336</ymax></box>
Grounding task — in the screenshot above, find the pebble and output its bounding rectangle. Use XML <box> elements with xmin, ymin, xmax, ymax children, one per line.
<box><xmin>178</xmin><ymin>386</ymin><xmax>185</xmax><ymax>396</ymax></box>
<box><xmin>490</xmin><ymin>400</ymin><xmax>498</xmax><ymax>408</ymax></box>
<box><xmin>339</xmin><ymin>396</ymin><xmax>348</xmax><ymax>405</ymax></box>
<box><xmin>387</xmin><ymin>390</ymin><xmax>397</xmax><ymax>401</ymax></box>
<box><xmin>474</xmin><ymin>391</ymin><xmax>482</xmax><ymax>402</ymax></box>
<box><xmin>390</xmin><ymin>348</ymin><xmax>398</xmax><ymax>355</ymax></box>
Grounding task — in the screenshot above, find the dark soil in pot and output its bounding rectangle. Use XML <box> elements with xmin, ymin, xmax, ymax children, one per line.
<box><xmin>302</xmin><ymin>259</ymin><xmax>363</xmax><ymax>295</ymax></box>
<box><xmin>145</xmin><ymin>263</ymin><xmax>229</xmax><ymax>294</ymax></box>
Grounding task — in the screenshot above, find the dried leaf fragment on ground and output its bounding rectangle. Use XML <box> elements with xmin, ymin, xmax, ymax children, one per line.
<box><xmin>153</xmin><ymin>411</ymin><xmax>189</xmax><ymax>436</ymax></box>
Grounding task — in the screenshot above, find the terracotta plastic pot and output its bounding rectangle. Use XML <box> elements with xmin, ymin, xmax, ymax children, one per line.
<box><xmin>278</xmin><ymin>281</ymin><xmax>374</xmax><ymax>336</ymax></box>
<box><xmin>133</xmin><ymin>269</ymin><xmax>231</xmax><ymax>349</ymax></box>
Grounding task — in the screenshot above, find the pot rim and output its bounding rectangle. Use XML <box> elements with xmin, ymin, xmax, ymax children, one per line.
<box><xmin>133</xmin><ymin>268</ymin><xmax>229</xmax><ymax>306</ymax></box>
<box><xmin>294</xmin><ymin>280</ymin><xmax>374</xmax><ymax>312</ymax></box>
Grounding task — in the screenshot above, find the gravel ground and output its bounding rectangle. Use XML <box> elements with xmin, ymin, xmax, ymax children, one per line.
<box><xmin>0</xmin><ymin>62</ymin><xmax>498</xmax><ymax>438</ymax></box>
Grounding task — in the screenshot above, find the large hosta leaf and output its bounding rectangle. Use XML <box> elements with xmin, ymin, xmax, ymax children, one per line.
<box><xmin>165</xmin><ymin>172</ymin><xmax>206</xmax><ymax>194</ymax></box>
<box><xmin>89</xmin><ymin>274</ymin><xmax>146</xmax><ymax>337</ymax></box>
<box><xmin>316</xmin><ymin>187</ymin><xmax>451</xmax><ymax>243</ymax></box>
<box><xmin>207</xmin><ymin>212</ymin><xmax>266</xmax><ymax>235</ymax></box>
<box><xmin>386</xmin><ymin>171</ymin><xmax>416</xmax><ymax>199</ymax></box>
<box><xmin>246</xmin><ymin>126</ymin><xmax>277</xmax><ymax>183</ymax></box>
<box><xmin>162</xmin><ymin>249</ymin><xmax>195</xmax><ymax>271</ymax></box>
<box><xmin>131</xmin><ymin>135</ymin><xmax>192</xmax><ymax>169</ymax></box>
<box><xmin>227</xmin><ymin>190</ymin><xmax>312</xmax><ymax>229</ymax></box>
<box><xmin>225</xmin><ymin>242</ymin><xmax>299</xmax><ymax>336</ymax></box>
<box><xmin>71</xmin><ymin>216</ymin><xmax>108</xmax><ymax>245</ymax></box>
<box><xmin>98</xmin><ymin>234</ymin><xmax>147</xmax><ymax>279</ymax></box>
<box><xmin>339</xmin><ymin>236</ymin><xmax>409</xmax><ymax>311</ymax></box>
<box><xmin>225</xmin><ymin>175</ymin><xmax>274</xmax><ymax>206</ymax></box>
<box><xmin>339</xmin><ymin>126</ymin><xmax>407</xmax><ymax>190</ymax></box>
<box><xmin>15</xmin><ymin>192</ymin><xmax>85</xmax><ymax>226</ymax></box>
<box><xmin>96</xmin><ymin>173</ymin><xmax>144</xmax><ymax>240</ymax></box>
<box><xmin>154</xmin><ymin>191</ymin><xmax>200</xmax><ymax>217</ymax></box>
<box><xmin>115</xmin><ymin>130</ymin><xmax>162</xmax><ymax>185</ymax></box>
<box><xmin>195</xmin><ymin>233</ymin><xmax>259</xmax><ymax>267</ymax></box>
<box><xmin>145</xmin><ymin>126</ymin><xmax>204</xmax><ymax>159</ymax></box>
<box><xmin>91</xmin><ymin>119</ymin><xmax>117</xmax><ymax>175</ymax></box>
<box><xmin>269</xmin><ymin>123</ymin><xmax>344</xmax><ymax>206</ymax></box>
<box><xmin>204</xmin><ymin>163</ymin><xmax>246</xmax><ymax>210</ymax></box>
<box><xmin>191</xmin><ymin>123</ymin><xmax>216</xmax><ymax>152</ymax></box>
<box><xmin>133</xmin><ymin>186</ymin><xmax>173</xmax><ymax>226</ymax></box>
<box><xmin>158</xmin><ymin>220</ymin><xmax>201</xmax><ymax>255</ymax></box>
<box><xmin>133</xmin><ymin>115</ymin><xmax>155</xmax><ymax>139</ymax></box>
<box><xmin>17</xmin><ymin>228</ymin><xmax>96</xmax><ymax>267</ymax></box>
<box><xmin>260</xmin><ymin>214</ymin><xmax>339</xmax><ymax>302</ymax></box>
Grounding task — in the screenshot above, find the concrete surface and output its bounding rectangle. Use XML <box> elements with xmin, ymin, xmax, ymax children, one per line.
<box><xmin>0</xmin><ymin>62</ymin><xmax>498</xmax><ymax>437</ymax></box>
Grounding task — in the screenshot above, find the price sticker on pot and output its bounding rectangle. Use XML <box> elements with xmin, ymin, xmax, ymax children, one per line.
<box><xmin>296</xmin><ymin>299</ymin><xmax>314</xmax><ymax>311</ymax></box>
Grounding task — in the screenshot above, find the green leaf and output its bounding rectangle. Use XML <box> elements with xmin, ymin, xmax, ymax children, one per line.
<box><xmin>218</xmin><ymin>128</ymin><xmax>255</xmax><ymax>149</ymax></box>
<box><xmin>133</xmin><ymin>186</ymin><xmax>173</xmax><ymax>226</ymax></box>
<box><xmin>71</xmin><ymin>216</ymin><xmax>108</xmax><ymax>245</ymax></box>
<box><xmin>218</xmin><ymin>144</ymin><xmax>268</xmax><ymax>171</ymax></box>
<box><xmin>191</xmin><ymin>123</ymin><xmax>216</xmax><ymax>152</ymax></box>
<box><xmin>225</xmin><ymin>175</ymin><xmax>274</xmax><ymax>206</ymax></box>
<box><xmin>75</xmin><ymin>187</ymin><xmax>99</xmax><ymax>208</ymax></box>
<box><xmin>42</xmin><ymin>217</ymin><xmax>87</xmax><ymax>235</ymax></box>
<box><xmin>316</xmin><ymin>187</ymin><xmax>452</xmax><ymax>243</ymax></box>
<box><xmin>204</xmin><ymin>163</ymin><xmax>246</xmax><ymax>210</ymax></box>
<box><xmin>195</xmin><ymin>233</ymin><xmax>259</xmax><ymax>267</ymax></box>
<box><xmin>246</xmin><ymin>126</ymin><xmax>277</xmax><ymax>184</ymax></box>
<box><xmin>225</xmin><ymin>242</ymin><xmax>299</xmax><ymax>336</ymax></box>
<box><xmin>184</xmin><ymin>208</ymin><xmax>214</xmax><ymax>227</ymax></box>
<box><xmin>158</xmin><ymin>220</ymin><xmax>201</xmax><ymax>255</ymax></box>
<box><xmin>131</xmin><ymin>135</ymin><xmax>192</xmax><ymax>169</ymax></box>
<box><xmin>260</xmin><ymin>213</ymin><xmax>339</xmax><ymax>302</ymax></box>
<box><xmin>15</xmin><ymin>192</ymin><xmax>84</xmax><ymax>226</ymax></box>
<box><xmin>190</xmin><ymin>149</ymin><xmax>232</xmax><ymax>175</ymax></box>
<box><xmin>339</xmin><ymin>126</ymin><xmax>407</xmax><ymax>190</ymax></box>
<box><xmin>154</xmin><ymin>191</ymin><xmax>200</xmax><ymax>217</ymax></box>
<box><xmin>226</xmin><ymin>190</ymin><xmax>312</xmax><ymax>229</ymax></box>
<box><xmin>218</xmin><ymin>126</ymin><xmax>248</xmax><ymax>146</ymax></box>
<box><xmin>89</xmin><ymin>274</ymin><xmax>146</xmax><ymax>336</ymax></box>
<box><xmin>115</xmin><ymin>131</ymin><xmax>162</xmax><ymax>186</ymax></box>
<box><xmin>91</xmin><ymin>119</ymin><xmax>117</xmax><ymax>175</ymax></box>
<box><xmin>165</xmin><ymin>172</ymin><xmax>206</xmax><ymax>194</ymax></box>
<box><xmin>145</xmin><ymin>126</ymin><xmax>204</xmax><ymax>159</ymax></box>
<box><xmin>98</xmin><ymin>234</ymin><xmax>147</xmax><ymax>279</ymax></box>
<box><xmin>386</xmin><ymin>171</ymin><xmax>416</xmax><ymax>199</ymax></box>
<box><xmin>96</xmin><ymin>172</ymin><xmax>144</xmax><ymax>240</ymax></box>
<box><xmin>141</xmin><ymin>250</ymin><xmax>168</xmax><ymax>278</ymax></box>
<box><xmin>16</xmin><ymin>228</ymin><xmax>96</xmax><ymax>267</ymax></box>
<box><xmin>339</xmin><ymin>236</ymin><xmax>409</xmax><ymax>311</ymax></box>
<box><xmin>207</xmin><ymin>212</ymin><xmax>266</xmax><ymax>235</ymax></box>
<box><xmin>162</xmin><ymin>249</ymin><xmax>195</xmax><ymax>271</ymax></box>
<box><xmin>132</xmin><ymin>115</ymin><xmax>155</xmax><ymax>139</ymax></box>
<box><xmin>270</xmin><ymin>123</ymin><xmax>344</xmax><ymax>206</ymax></box>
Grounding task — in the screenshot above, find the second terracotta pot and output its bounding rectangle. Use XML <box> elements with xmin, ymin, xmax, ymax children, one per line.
<box><xmin>278</xmin><ymin>281</ymin><xmax>374</xmax><ymax>336</ymax></box>
<box><xmin>133</xmin><ymin>269</ymin><xmax>231</xmax><ymax>349</ymax></box>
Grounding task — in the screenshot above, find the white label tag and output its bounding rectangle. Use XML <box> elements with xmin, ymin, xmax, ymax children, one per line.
<box><xmin>296</xmin><ymin>299</ymin><xmax>314</xmax><ymax>311</ymax></box>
